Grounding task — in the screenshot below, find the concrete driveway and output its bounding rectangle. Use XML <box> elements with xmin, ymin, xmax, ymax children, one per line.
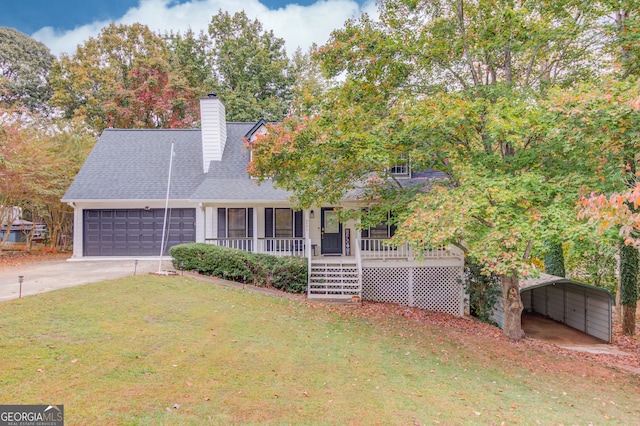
<box><xmin>0</xmin><ymin>258</ymin><xmax>174</xmax><ymax>301</ymax></box>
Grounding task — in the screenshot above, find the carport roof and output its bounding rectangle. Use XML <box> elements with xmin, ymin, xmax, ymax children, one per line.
<box><xmin>520</xmin><ymin>273</ymin><xmax>614</xmax><ymax>301</ymax></box>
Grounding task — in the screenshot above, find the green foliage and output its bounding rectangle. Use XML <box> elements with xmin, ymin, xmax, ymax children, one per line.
<box><xmin>620</xmin><ymin>241</ymin><xmax>639</xmax><ymax>306</ymax></box>
<box><xmin>208</xmin><ymin>10</ymin><xmax>294</xmax><ymax>122</ymax></box>
<box><xmin>564</xmin><ymin>236</ymin><xmax>618</xmax><ymax>294</ymax></box>
<box><xmin>543</xmin><ymin>242</ymin><xmax>566</xmax><ymax>277</ymax></box>
<box><xmin>170</xmin><ymin>243</ymin><xmax>307</xmax><ymax>293</ymax></box>
<box><xmin>0</xmin><ymin>28</ymin><xmax>54</xmax><ymax>112</ymax></box>
<box><xmin>289</xmin><ymin>45</ymin><xmax>330</xmax><ymax>117</ymax></box>
<box><xmin>164</xmin><ymin>28</ymin><xmax>212</xmax><ymax>95</ymax></box>
<box><xmin>464</xmin><ymin>259</ymin><xmax>501</xmax><ymax>323</ymax></box>
<box><xmin>600</xmin><ymin>1</ymin><xmax>640</xmax><ymax>79</ymax></box>
<box><xmin>170</xmin><ymin>243</ymin><xmax>252</xmax><ymax>282</ymax></box>
<box><xmin>250</xmin><ymin>0</ymin><xmax>603</xmax><ymax>278</ymax></box>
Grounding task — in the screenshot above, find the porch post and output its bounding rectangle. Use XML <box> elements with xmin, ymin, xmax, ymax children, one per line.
<box><xmin>195</xmin><ymin>204</ymin><xmax>205</xmax><ymax>243</ymax></box>
<box><xmin>72</xmin><ymin>205</ymin><xmax>83</xmax><ymax>258</ymax></box>
<box><xmin>253</xmin><ymin>208</ymin><xmax>258</xmax><ymax>253</ymax></box>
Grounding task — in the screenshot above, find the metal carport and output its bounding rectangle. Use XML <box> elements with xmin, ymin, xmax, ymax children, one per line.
<box><xmin>492</xmin><ymin>274</ymin><xmax>614</xmax><ymax>343</ymax></box>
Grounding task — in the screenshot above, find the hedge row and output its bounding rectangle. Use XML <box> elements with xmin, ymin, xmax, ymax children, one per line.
<box><xmin>169</xmin><ymin>243</ymin><xmax>308</xmax><ymax>293</ymax></box>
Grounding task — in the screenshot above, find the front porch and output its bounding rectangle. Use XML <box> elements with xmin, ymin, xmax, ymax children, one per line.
<box><xmin>199</xmin><ymin>204</ymin><xmax>464</xmax><ymax>316</ymax></box>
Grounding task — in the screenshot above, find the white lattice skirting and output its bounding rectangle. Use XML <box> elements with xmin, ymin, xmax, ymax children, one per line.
<box><xmin>362</xmin><ymin>266</ymin><xmax>464</xmax><ymax>316</ymax></box>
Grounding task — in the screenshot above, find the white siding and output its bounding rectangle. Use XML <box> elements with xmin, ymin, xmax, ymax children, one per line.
<box><xmin>490</xmin><ymin>300</ymin><xmax>504</xmax><ymax>328</ymax></box>
<box><xmin>196</xmin><ymin>206</ymin><xmax>205</xmax><ymax>243</ymax></box>
<box><xmin>200</xmin><ymin>96</ymin><xmax>227</xmax><ymax>172</ymax></box>
<box><xmin>72</xmin><ymin>206</ymin><xmax>83</xmax><ymax>258</ymax></box>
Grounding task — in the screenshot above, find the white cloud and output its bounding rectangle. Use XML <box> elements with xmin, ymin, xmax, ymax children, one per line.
<box><xmin>31</xmin><ymin>0</ymin><xmax>378</xmax><ymax>57</ymax></box>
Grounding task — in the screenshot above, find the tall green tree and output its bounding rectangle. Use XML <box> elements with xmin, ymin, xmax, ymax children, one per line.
<box><xmin>250</xmin><ymin>0</ymin><xmax>603</xmax><ymax>339</ymax></box>
<box><xmin>208</xmin><ymin>10</ymin><xmax>294</xmax><ymax>122</ymax></box>
<box><xmin>289</xmin><ymin>45</ymin><xmax>331</xmax><ymax>117</ymax></box>
<box><xmin>165</xmin><ymin>28</ymin><xmax>213</xmax><ymax>96</ymax></box>
<box><xmin>0</xmin><ymin>28</ymin><xmax>54</xmax><ymax>113</ymax></box>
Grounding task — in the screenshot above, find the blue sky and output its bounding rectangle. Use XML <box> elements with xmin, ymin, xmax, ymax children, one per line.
<box><xmin>1</xmin><ymin>0</ymin><xmax>375</xmax><ymax>56</ymax></box>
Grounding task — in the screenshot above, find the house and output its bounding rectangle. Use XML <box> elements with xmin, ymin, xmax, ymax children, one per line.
<box><xmin>63</xmin><ymin>95</ymin><xmax>465</xmax><ymax>315</ymax></box>
<box><xmin>0</xmin><ymin>206</ymin><xmax>46</xmax><ymax>245</ymax></box>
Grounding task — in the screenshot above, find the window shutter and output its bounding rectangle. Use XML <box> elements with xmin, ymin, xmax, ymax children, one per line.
<box><xmin>247</xmin><ymin>208</ymin><xmax>254</xmax><ymax>238</ymax></box>
<box><xmin>390</xmin><ymin>223</ymin><xmax>397</xmax><ymax>238</ymax></box>
<box><xmin>265</xmin><ymin>208</ymin><xmax>273</xmax><ymax>238</ymax></box>
<box><xmin>294</xmin><ymin>210</ymin><xmax>303</xmax><ymax>238</ymax></box>
<box><xmin>217</xmin><ymin>208</ymin><xmax>226</xmax><ymax>238</ymax></box>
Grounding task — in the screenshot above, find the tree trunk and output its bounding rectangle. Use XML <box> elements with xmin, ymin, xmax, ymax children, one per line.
<box><xmin>622</xmin><ymin>305</ymin><xmax>637</xmax><ymax>336</ymax></box>
<box><xmin>500</xmin><ymin>273</ymin><xmax>524</xmax><ymax>340</ymax></box>
<box><xmin>619</xmin><ymin>241</ymin><xmax>638</xmax><ymax>336</ymax></box>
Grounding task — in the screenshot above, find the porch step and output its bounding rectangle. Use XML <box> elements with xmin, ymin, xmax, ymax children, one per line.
<box><xmin>308</xmin><ymin>261</ymin><xmax>361</xmax><ymax>299</ymax></box>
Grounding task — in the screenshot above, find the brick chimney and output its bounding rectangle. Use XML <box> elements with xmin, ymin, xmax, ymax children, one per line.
<box><xmin>200</xmin><ymin>94</ymin><xmax>227</xmax><ymax>173</ymax></box>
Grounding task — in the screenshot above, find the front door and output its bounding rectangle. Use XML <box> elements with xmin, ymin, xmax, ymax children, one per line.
<box><xmin>321</xmin><ymin>208</ymin><xmax>342</xmax><ymax>254</ymax></box>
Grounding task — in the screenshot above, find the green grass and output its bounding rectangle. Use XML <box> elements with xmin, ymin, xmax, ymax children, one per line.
<box><xmin>0</xmin><ymin>276</ymin><xmax>638</xmax><ymax>425</ymax></box>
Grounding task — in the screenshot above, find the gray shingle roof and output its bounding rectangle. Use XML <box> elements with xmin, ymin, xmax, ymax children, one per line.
<box><xmin>63</xmin><ymin>129</ymin><xmax>205</xmax><ymax>201</ymax></box>
<box><xmin>189</xmin><ymin>122</ymin><xmax>290</xmax><ymax>201</ymax></box>
<box><xmin>63</xmin><ymin>122</ymin><xmax>444</xmax><ymax>203</ymax></box>
<box><xmin>62</xmin><ymin>124</ymin><xmax>291</xmax><ymax>202</ymax></box>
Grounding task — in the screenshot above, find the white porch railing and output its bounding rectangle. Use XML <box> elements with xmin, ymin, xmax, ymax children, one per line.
<box><xmin>256</xmin><ymin>238</ymin><xmax>306</xmax><ymax>257</ymax></box>
<box><xmin>206</xmin><ymin>238</ymin><xmax>253</xmax><ymax>251</ymax></box>
<box><xmin>359</xmin><ymin>238</ymin><xmax>459</xmax><ymax>260</ymax></box>
<box><xmin>205</xmin><ymin>237</ymin><xmax>306</xmax><ymax>257</ymax></box>
<box><xmin>360</xmin><ymin>238</ymin><xmax>411</xmax><ymax>260</ymax></box>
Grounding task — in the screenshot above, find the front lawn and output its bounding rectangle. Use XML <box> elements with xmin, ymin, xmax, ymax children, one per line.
<box><xmin>0</xmin><ymin>275</ymin><xmax>638</xmax><ymax>425</ymax></box>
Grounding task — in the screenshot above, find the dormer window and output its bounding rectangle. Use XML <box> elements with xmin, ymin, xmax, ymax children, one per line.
<box><xmin>390</xmin><ymin>153</ymin><xmax>410</xmax><ymax>177</ymax></box>
<box><xmin>245</xmin><ymin>119</ymin><xmax>268</xmax><ymax>180</ymax></box>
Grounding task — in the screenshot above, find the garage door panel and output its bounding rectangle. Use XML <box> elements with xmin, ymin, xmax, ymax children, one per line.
<box><xmin>84</xmin><ymin>208</ymin><xmax>196</xmax><ymax>256</ymax></box>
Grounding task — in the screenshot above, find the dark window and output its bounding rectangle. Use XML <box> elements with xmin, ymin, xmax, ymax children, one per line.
<box><xmin>265</xmin><ymin>208</ymin><xmax>303</xmax><ymax>238</ymax></box>
<box><xmin>390</xmin><ymin>153</ymin><xmax>410</xmax><ymax>176</ymax></box>
<box><xmin>362</xmin><ymin>212</ymin><xmax>396</xmax><ymax>238</ymax></box>
<box><xmin>218</xmin><ymin>208</ymin><xmax>253</xmax><ymax>238</ymax></box>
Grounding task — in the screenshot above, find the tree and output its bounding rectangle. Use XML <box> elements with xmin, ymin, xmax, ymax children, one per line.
<box><xmin>0</xmin><ymin>109</ymin><xmax>95</xmax><ymax>249</ymax></box>
<box><xmin>0</xmin><ymin>28</ymin><xmax>54</xmax><ymax>113</ymax></box>
<box><xmin>208</xmin><ymin>10</ymin><xmax>294</xmax><ymax>122</ymax></box>
<box><xmin>550</xmin><ymin>75</ymin><xmax>640</xmax><ymax>335</ymax></box>
<box><xmin>49</xmin><ymin>23</ymin><xmax>199</xmax><ymax>132</ymax></box>
<box><xmin>250</xmin><ymin>0</ymin><xmax>604</xmax><ymax>339</ymax></box>
<box><xmin>289</xmin><ymin>45</ymin><xmax>331</xmax><ymax>117</ymax></box>
<box><xmin>165</xmin><ymin>28</ymin><xmax>213</xmax><ymax>96</ymax></box>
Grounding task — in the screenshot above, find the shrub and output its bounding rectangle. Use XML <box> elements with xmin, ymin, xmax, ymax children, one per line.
<box><xmin>170</xmin><ymin>243</ymin><xmax>252</xmax><ymax>282</ymax></box>
<box><xmin>463</xmin><ymin>258</ymin><xmax>501</xmax><ymax>324</ymax></box>
<box><xmin>170</xmin><ymin>243</ymin><xmax>308</xmax><ymax>293</ymax></box>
